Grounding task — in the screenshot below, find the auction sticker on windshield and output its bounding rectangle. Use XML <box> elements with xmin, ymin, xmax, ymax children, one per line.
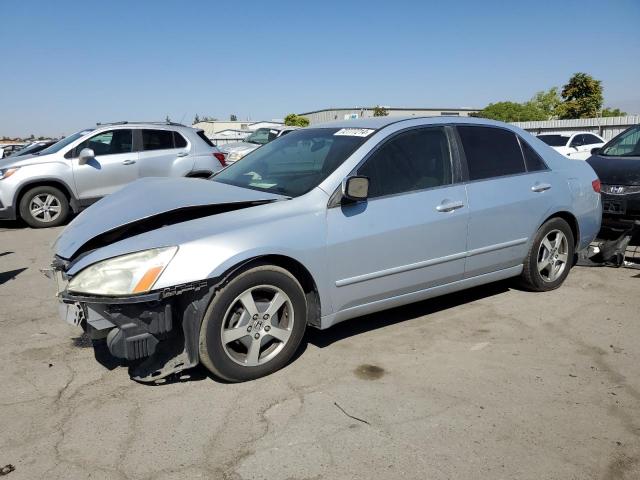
<box><xmin>334</xmin><ymin>128</ymin><xmax>375</xmax><ymax>137</ymax></box>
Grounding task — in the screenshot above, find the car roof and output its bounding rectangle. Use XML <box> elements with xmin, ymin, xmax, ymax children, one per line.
<box><xmin>93</xmin><ymin>121</ymin><xmax>195</xmax><ymax>132</ymax></box>
<box><xmin>538</xmin><ymin>131</ymin><xmax>602</xmax><ymax>137</ymax></box>
<box><xmin>313</xmin><ymin>115</ymin><xmax>521</xmax><ymax>130</ymax></box>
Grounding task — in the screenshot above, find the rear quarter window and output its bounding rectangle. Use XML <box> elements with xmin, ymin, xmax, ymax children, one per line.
<box><xmin>519</xmin><ymin>137</ymin><xmax>548</xmax><ymax>172</ymax></box>
<box><xmin>173</xmin><ymin>132</ymin><xmax>187</xmax><ymax>148</ymax></box>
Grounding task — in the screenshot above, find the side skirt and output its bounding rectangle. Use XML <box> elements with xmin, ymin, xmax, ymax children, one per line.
<box><xmin>319</xmin><ymin>265</ymin><xmax>523</xmax><ymax>329</ymax></box>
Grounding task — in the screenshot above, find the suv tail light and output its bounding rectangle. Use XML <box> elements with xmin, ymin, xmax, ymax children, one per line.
<box><xmin>592</xmin><ymin>179</ymin><xmax>601</xmax><ymax>193</ymax></box>
<box><xmin>214</xmin><ymin>152</ymin><xmax>227</xmax><ymax>167</ymax></box>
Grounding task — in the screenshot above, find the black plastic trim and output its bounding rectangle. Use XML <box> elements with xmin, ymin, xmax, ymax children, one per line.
<box><xmin>61</xmin><ymin>290</ymin><xmax>163</xmax><ymax>304</ymax></box>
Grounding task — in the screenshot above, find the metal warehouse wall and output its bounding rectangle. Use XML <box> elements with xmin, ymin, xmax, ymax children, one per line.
<box><xmin>301</xmin><ymin>108</ymin><xmax>477</xmax><ymax>124</ymax></box>
<box><xmin>512</xmin><ymin>116</ymin><xmax>640</xmax><ymax>141</ymax></box>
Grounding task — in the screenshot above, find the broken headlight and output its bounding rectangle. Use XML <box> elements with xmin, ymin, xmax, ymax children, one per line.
<box><xmin>68</xmin><ymin>247</ymin><xmax>178</xmax><ymax>296</ymax></box>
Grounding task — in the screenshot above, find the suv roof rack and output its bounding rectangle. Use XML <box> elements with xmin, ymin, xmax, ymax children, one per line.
<box><xmin>96</xmin><ymin>120</ymin><xmax>188</xmax><ymax>127</ymax></box>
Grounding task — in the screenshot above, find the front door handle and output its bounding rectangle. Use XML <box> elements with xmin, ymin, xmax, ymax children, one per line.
<box><xmin>531</xmin><ymin>182</ymin><xmax>551</xmax><ymax>193</ymax></box>
<box><xmin>436</xmin><ymin>200</ymin><xmax>465</xmax><ymax>212</ymax></box>
<box><xmin>176</xmin><ymin>152</ymin><xmax>188</xmax><ymax>157</ymax></box>
<box><xmin>122</xmin><ymin>159</ymin><xmax>136</xmax><ymax>165</ymax></box>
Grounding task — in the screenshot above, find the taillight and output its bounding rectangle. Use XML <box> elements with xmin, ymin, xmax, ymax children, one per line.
<box><xmin>214</xmin><ymin>152</ymin><xmax>227</xmax><ymax>167</ymax></box>
<box><xmin>592</xmin><ymin>179</ymin><xmax>601</xmax><ymax>193</ymax></box>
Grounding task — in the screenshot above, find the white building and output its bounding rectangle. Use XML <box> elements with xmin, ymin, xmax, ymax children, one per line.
<box><xmin>298</xmin><ymin>106</ymin><xmax>479</xmax><ymax>124</ymax></box>
<box><xmin>193</xmin><ymin>120</ymin><xmax>284</xmax><ymax>143</ymax></box>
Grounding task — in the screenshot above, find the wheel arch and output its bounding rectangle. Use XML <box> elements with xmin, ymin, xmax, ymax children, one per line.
<box><xmin>218</xmin><ymin>254</ymin><xmax>322</xmax><ymax>328</ymax></box>
<box><xmin>14</xmin><ymin>179</ymin><xmax>79</xmax><ymax>214</ymax></box>
<box><xmin>540</xmin><ymin>210</ymin><xmax>580</xmax><ymax>248</ymax></box>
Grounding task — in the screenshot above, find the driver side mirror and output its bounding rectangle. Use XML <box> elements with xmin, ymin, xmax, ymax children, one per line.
<box><xmin>342</xmin><ymin>176</ymin><xmax>369</xmax><ymax>202</ymax></box>
<box><xmin>591</xmin><ymin>147</ymin><xmax>601</xmax><ymax>155</ymax></box>
<box><xmin>78</xmin><ymin>148</ymin><xmax>95</xmax><ymax>165</ymax></box>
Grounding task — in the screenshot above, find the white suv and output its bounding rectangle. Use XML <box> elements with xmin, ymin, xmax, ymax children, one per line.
<box><xmin>0</xmin><ymin>122</ymin><xmax>226</xmax><ymax>227</ymax></box>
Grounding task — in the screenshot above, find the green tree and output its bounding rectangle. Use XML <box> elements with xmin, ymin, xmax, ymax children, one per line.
<box><xmin>527</xmin><ymin>87</ymin><xmax>561</xmax><ymax>119</ymax></box>
<box><xmin>230</xmin><ymin>114</ymin><xmax>238</xmax><ymax>121</ymax></box>
<box><xmin>372</xmin><ymin>105</ymin><xmax>389</xmax><ymax>117</ymax></box>
<box><xmin>193</xmin><ymin>113</ymin><xmax>201</xmax><ymax>124</ymax></box>
<box><xmin>471</xmin><ymin>101</ymin><xmax>547</xmax><ymax>122</ymax></box>
<box><xmin>601</xmin><ymin>107</ymin><xmax>626</xmax><ymax>117</ymax></box>
<box><xmin>557</xmin><ymin>73</ymin><xmax>603</xmax><ymax>119</ymax></box>
<box><xmin>284</xmin><ymin>114</ymin><xmax>310</xmax><ymax>127</ymax></box>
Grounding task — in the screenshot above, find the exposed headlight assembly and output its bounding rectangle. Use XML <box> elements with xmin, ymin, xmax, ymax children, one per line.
<box><xmin>0</xmin><ymin>167</ymin><xmax>19</xmax><ymax>180</ymax></box>
<box><xmin>68</xmin><ymin>247</ymin><xmax>177</xmax><ymax>296</ymax></box>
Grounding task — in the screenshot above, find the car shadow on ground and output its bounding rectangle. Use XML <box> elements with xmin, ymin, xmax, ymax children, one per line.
<box><xmin>305</xmin><ymin>280</ymin><xmax>512</xmax><ymax>349</ymax></box>
<box><xmin>0</xmin><ymin>267</ymin><xmax>28</xmax><ymax>285</ymax></box>
<box><xmin>132</xmin><ymin>279</ymin><xmax>513</xmax><ymax>386</ymax></box>
<box><xmin>0</xmin><ymin>220</ymin><xmax>26</xmax><ymax>231</ymax></box>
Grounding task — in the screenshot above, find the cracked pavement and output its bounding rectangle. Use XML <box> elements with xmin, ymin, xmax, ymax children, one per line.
<box><xmin>1</xmin><ymin>222</ymin><xmax>639</xmax><ymax>479</ymax></box>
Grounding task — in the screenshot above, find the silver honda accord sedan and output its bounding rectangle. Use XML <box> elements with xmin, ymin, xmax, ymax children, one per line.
<box><xmin>47</xmin><ymin>116</ymin><xmax>602</xmax><ymax>382</ymax></box>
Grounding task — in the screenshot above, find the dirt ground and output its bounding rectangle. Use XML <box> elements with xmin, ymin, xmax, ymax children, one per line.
<box><xmin>1</xmin><ymin>221</ymin><xmax>639</xmax><ymax>480</ymax></box>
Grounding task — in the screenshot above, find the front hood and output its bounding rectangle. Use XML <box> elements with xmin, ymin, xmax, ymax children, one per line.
<box><xmin>220</xmin><ymin>142</ymin><xmax>258</xmax><ymax>153</ymax></box>
<box><xmin>587</xmin><ymin>155</ymin><xmax>640</xmax><ymax>185</ymax></box>
<box><xmin>54</xmin><ymin>177</ymin><xmax>286</xmax><ymax>260</ymax></box>
<box><xmin>0</xmin><ymin>153</ymin><xmax>46</xmax><ymax>168</ymax></box>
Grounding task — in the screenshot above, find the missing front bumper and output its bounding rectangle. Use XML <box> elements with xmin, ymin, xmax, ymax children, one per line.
<box><xmin>54</xmin><ymin>281</ymin><xmax>216</xmax><ymax>382</ymax></box>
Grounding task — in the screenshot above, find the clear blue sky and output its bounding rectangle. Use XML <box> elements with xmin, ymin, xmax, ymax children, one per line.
<box><xmin>1</xmin><ymin>0</ymin><xmax>639</xmax><ymax>137</ymax></box>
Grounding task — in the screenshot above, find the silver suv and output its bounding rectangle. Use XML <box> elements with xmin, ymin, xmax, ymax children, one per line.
<box><xmin>0</xmin><ymin>121</ymin><xmax>226</xmax><ymax>228</ymax></box>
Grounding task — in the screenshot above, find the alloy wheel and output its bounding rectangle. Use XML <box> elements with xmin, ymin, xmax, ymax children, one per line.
<box><xmin>220</xmin><ymin>285</ymin><xmax>294</xmax><ymax>367</ymax></box>
<box><xmin>537</xmin><ymin>229</ymin><xmax>569</xmax><ymax>282</ymax></box>
<box><xmin>29</xmin><ymin>194</ymin><xmax>62</xmax><ymax>223</ymax></box>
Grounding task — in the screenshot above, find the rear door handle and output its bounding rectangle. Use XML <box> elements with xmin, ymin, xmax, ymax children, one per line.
<box><xmin>531</xmin><ymin>183</ymin><xmax>551</xmax><ymax>193</ymax></box>
<box><xmin>436</xmin><ymin>200</ymin><xmax>465</xmax><ymax>212</ymax></box>
<box><xmin>122</xmin><ymin>159</ymin><xmax>136</xmax><ymax>165</ymax></box>
<box><xmin>176</xmin><ymin>152</ymin><xmax>188</xmax><ymax>157</ymax></box>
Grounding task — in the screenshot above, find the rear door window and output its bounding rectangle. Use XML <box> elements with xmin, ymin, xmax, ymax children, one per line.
<box><xmin>570</xmin><ymin>135</ymin><xmax>585</xmax><ymax>147</ymax></box>
<box><xmin>358</xmin><ymin>127</ymin><xmax>453</xmax><ymax>198</ymax></box>
<box><xmin>583</xmin><ymin>134</ymin><xmax>602</xmax><ymax>145</ymax></box>
<box><xmin>142</xmin><ymin>129</ymin><xmax>175</xmax><ymax>151</ymax></box>
<box><xmin>457</xmin><ymin>126</ymin><xmax>526</xmax><ymax>180</ymax></box>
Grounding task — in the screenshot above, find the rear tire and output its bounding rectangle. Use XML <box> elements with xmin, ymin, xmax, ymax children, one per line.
<box><xmin>199</xmin><ymin>264</ymin><xmax>307</xmax><ymax>382</ymax></box>
<box><xmin>18</xmin><ymin>186</ymin><xmax>70</xmax><ymax>228</ymax></box>
<box><xmin>520</xmin><ymin>217</ymin><xmax>575</xmax><ymax>291</ymax></box>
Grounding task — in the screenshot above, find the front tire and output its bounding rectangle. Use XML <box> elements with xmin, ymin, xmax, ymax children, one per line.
<box><xmin>18</xmin><ymin>186</ymin><xmax>70</xmax><ymax>228</ymax></box>
<box><xmin>520</xmin><ymin>217</ymin><xmax>575</xmax><ymax>291</ymax></box>
<box><xmin>199</xmin><ymin>265</ymin><xmax>307</xmax><ymax>382</ymax></box>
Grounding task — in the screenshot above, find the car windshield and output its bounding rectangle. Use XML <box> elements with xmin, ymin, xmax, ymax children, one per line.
<box><xmin>37</xmin><ymin>129</ymin><xmax>94</xmax><ymax>155</ymax></box>
<box><xmin>538</xmin><ymin>135</ymin><xmax>569</xmax><ymax>147</ymax></box>
<box><xmin>212</xmin><ymin>128</ymin><xmax>369</xmax><ymax>197</ymax></box>
<box><xmin>600</xmin><ymin>126</ymin><xmax>640</xmax><ymax>157</ymax></box>
<box><xmin>11</xmin><ymin>143</ymin><xmax>40</xmax><ymax>156</ymax></box>
<box><xmin>244</xmin><ymin>128</ymin><xmax>279</xmax><ymax>145</ymax></box>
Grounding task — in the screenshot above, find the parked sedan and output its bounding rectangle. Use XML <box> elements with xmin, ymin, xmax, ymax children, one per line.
<box><xmin>220</xmin><ymin>125</ymin><xmax>299</xmax><ymax>163</ymax></box>
<box><xmin>0</xmin><ymin>144</ymin><xmax>25</xmax><ymax>159</ymax></box>
<box><xmin>47</xmin><ymin>117</ymin><xmax>601</xmax><ymax>383</ymax></box>
<box><xmin>587</xmin><ymin>124</ymin><xmax>640</xmax><ymax>231</ymax></box>
<box><xmin>538</xmin><ymin>132</ymin><xmax>605</xmax><ymax>160</ymax></box>
<box><xmin>7</xmin><ymin>140</ymin><xmax>57</xmax><ymax>157</ymax></box>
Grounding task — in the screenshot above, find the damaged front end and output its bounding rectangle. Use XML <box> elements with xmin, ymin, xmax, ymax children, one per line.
<box><xmin>45</xmin><ymin>178</ymin><xmax>290</xmax><ymax>381</ymax></box>
<box><xmin>49</xmin><ymin>262</ymin><xmax>217</xmax><ymax>382</ymax></box>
